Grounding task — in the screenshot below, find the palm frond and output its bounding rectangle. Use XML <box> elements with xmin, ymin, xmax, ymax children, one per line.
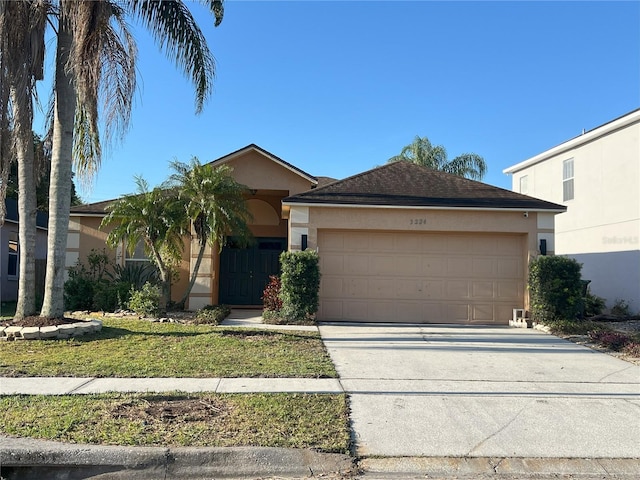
<box><xmin>128</xmin><ymin>0</ymin><xmax>217</xmax><ymax>113</ymax></box>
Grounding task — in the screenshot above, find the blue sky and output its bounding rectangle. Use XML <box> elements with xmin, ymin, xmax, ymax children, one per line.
<box><xmin>36</xmin><ymin>1</ymin><xmax>640</xmax><ymax>204</ymax></box>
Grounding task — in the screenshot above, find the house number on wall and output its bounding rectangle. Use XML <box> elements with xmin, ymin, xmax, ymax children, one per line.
<box><xmin>410</xmin><ymin>218</ymin><xmax>427</xmax><ymax>225</ymax></box>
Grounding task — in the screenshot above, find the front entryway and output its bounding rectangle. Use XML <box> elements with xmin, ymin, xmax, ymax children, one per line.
<box><xmin>219</xmin><ymin>237</ymin><xmax>287</xmax><ymax>305</ymax></box>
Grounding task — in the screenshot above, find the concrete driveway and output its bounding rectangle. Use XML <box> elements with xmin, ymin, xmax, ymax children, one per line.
<box><xmin>318</xmin><ymin>323</ymin><xmax>640</xmax><ymax>459</ymax></box>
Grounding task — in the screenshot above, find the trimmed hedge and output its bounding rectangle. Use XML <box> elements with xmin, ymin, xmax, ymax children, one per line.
<box><xmin>528</xmin><ymin>255</ymin><xmax>583</xmax><ymax>323</ymax></box>
<box><xmin>279</xmin><ymin>250</ymin><xmax>320</xmax><ymax>323</ymax></box>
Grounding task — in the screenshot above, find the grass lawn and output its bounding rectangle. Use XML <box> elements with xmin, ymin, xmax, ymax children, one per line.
<box><xmin>0</xmin><ymin>393</ymin><xmax>351</xmax><ymax>453</ymax></box>
<box><xmin>0</xmin><ymin>318</ymin><xmax>337</xmax><ymax>378</ymax></box>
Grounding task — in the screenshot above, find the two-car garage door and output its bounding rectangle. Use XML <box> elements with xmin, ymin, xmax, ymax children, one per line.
<box><xmin>317</xmin><ymin>231</ymin><xmax>525</xmax><ymax>324</ymax></box>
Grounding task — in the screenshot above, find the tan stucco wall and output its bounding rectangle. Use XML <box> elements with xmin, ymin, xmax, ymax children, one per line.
<box><xmin>221</xmin><ymin>151</ymin><xmax>315</xmax><ymax>195</ymax></box>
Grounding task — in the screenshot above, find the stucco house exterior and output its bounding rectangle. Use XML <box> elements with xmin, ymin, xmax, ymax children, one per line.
<box><xmin>0</xmin><ymin>198</ymin><xmax>48</xmax><ymax>303</ymax></box>
<box><xmin>68</xmin><ymin>144</ymin><xmax>565</xmax><ymax>324</ymax></box>
<box><xmin>504</xmin><ymin>109</ymin><xmax>640</xmax><ymax>313</ymax></box>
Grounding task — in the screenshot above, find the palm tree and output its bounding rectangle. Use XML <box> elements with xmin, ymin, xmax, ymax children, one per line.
<box><xmin>41</xmin><ymin>0</ymin><xmax>224</xmax><ymax>318</ymax></box>
<box><xmin>0</xmin><ymin>1</ymin><xmax>47</xmax><ymax>318</ymax></box>
<box><xmin>165</xmin><ymin>158</ymin><xmax>252</xmax><ymax>309</ymax></box>
<box><xmin>388</xmin><ymin>135</ymin><xmax>487</xmax><ymax>181</ymax></box>
<box><xmin>101</xmin><ymin>177</ymin><xmax>189</xmax><ymax>310</ymax></box>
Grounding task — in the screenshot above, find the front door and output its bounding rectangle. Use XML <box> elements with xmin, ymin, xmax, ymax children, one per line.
<box><xmin>219</xmin><ymin>237</ymin><xmax>287</xmax><ymax>305</ymax></box>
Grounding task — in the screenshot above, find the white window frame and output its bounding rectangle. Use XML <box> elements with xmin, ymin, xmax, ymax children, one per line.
<box><xmin>7</xmin><ymin>231</ymin><xmax>18</xmax><ymax>279</ymax></box>
<box><xmin>562</xmin><ymin>158</ymin><xmax>574</xmax><ymax>202</ymax></box>
<box><xmin>124</xmin><ymin>240</ymin><xmax>151</xmax><ymax>264</ymax></box>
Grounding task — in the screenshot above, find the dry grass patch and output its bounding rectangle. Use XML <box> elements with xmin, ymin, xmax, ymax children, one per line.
<box><xmin>0</xmin><ymin>393</ymin><xmax>351</xmax><ymax>453</ymax></box>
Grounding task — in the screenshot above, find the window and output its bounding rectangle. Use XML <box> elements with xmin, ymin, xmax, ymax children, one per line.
<box><xmin>7</xmin><ymin>232</ymin><xmax>18</xmax><ymax>278</ymax></box>
<box><xmin>519</xmin><ymin>175</ymin><xmax>528</xmax><ymax>194</ymax></box>
<box><xmin>563</xmin><ymin>158</ymin><xmax>574</xmax><ymax>201</ymax></box>
<box><xmin>125</xmin><ymin>240</ymin><xmax>150</xmax><ymax>264</ymax></box>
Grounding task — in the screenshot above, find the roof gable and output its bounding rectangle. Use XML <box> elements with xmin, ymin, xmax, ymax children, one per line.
<box><xmin>284</xmin><ymin>161</ymin><xmax>565</xmax><ymax>211</ymax></box>
<box><xmin>208</xmin><ymin>144</ymin><xmax>317</xmax><ymax>184</ymax></box>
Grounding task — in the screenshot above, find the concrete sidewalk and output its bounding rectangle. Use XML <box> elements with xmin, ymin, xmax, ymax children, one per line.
<box><xmin>0</xmin><ymin>376</ymin><xmax>342</xmax><ymax>395</ymax></box>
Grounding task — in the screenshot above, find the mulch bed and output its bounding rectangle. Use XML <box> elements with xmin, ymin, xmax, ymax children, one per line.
<box><xmin>1</xmin><ymin>316</ymin><xmax>78</xmax><ymax>328</ymax></box>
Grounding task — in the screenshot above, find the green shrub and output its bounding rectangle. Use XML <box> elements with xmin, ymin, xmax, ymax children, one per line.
<box><xmin>611</xmin><ymin>298</ymin><xmax>631</xmax><ymax>317</ymax></box>
<box><xmin>107</xmin><ymin>263</ymin><xmax>160</xmax><ymax>290</ymax></box>
<box><xmin>193</xmin><ymin>304</ymin><xmax>231</xmax><ymax>325</ymax></box>
<box><xmin>127</xmin><ymin>282</ymin><xmax>161</xmax><ymax>317</ymax></box>
<box><xmin>546</xmin><ymin>319</ymin><xmax>610</xmax><ymax>336</ymax></box>
<box><xmin>279</xmin><ymin>250</ymin><xmax>320</xmax><ymax>324</ymax></box>
<box><xmin>63</xmin><ymin>264</ymin><xmax>96</xmax><ymax>311</ymax></box>
<box><xmin>584</xmin><ymin>291</ymin><xmax>606</xmax><ymax>317</ymax></box>
<box><xmin>93</xmin><ymin>281</ymin><xmax>132</xmax><ymax>312</ymax></box>
<box><xmin>528</xmin><ymin>256</ymin><xmax>583</xmax><ymax>323</ymax></box>
<box><xmin>64</xmin><ymin>249</ymin><xmax>118</xmax><ymax>311</ymax></box>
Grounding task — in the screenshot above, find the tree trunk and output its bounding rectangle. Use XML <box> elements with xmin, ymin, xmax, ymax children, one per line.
<box><xmin>10</xmin><ymin>90</ymin><xmax>37</xmax><ymax>319</ymax></box>
<box><xmin>40</xmin><ymin>12</ymin><xmax>75</xmax><ymax>319</ymax></box>
<box><xmin>178</xmin><ymin>240</ymin><xmax>206</xmax><ymax>310</ymax></box>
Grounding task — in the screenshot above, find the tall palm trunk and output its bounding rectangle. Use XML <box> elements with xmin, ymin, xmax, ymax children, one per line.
<box><xmin>41</xmin><ymin>10</ymin><xmax>75</xmax><ymax>318</ymax></box>
<box><xmin>11</xmin><ymin>91</ymin><xmax>37</xmax><ymax>319</ymax></box>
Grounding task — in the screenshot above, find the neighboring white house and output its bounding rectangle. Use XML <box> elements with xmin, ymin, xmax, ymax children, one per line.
<box><xmin>504</xmin><ymin>108</ymin><xmax>640</xmax><ymax>313</ymax></box>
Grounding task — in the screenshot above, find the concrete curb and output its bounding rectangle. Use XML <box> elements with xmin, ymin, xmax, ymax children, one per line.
<box><xmin>0</xmin><ymin>436</ymin><xmax>355</xmax><ymax>480</ymax></box>
<box><xmin>360</xmin><ymin>456</ymin><xmax>640</xmax><ymax>478</ymax></box>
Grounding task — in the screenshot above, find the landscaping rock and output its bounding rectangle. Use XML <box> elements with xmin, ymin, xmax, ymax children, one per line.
<box><xmin>4</xmin><ymin>326</ymin><xmax>22</xmax><ymax>338</ymax></box>
<box><xmin>39</xmin><ymin>326</ymin><xmax>59</xmax><ymax>339</ymax></box>
<box><xmin>20</xmin><ymin>327</ymin><xmax>40</xmax><ymax>340</ymax></box>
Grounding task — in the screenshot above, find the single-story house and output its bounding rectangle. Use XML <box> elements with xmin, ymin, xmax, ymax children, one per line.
<box><xmin>68</xmin><ymin>144</ymin><xmax>565</xmax><ymax>324</ymax></box>
<box><xmin>0</xmin><ymin>197</ymin><xmax>48</xmax><ymax>303</ymax></box>
<box><xmin>503</xmin><ymin>108</ymin><xmax>640</xmax><ymax>312</ymax></box>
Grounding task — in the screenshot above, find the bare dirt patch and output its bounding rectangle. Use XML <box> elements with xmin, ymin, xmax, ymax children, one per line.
<box><xmin>111</xmin><ymin>396</ymin><xmax>230</xmax><ymax>424</ymax></box>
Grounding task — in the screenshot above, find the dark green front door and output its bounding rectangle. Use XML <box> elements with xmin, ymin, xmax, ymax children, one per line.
<box><xmin>219</xmin><ymin>237</ymin><xmax>287</xmax><ymax>305</ymax></box>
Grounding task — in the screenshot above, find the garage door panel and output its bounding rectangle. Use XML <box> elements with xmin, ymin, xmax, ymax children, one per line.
<box><xmin>420</xmin><ymin>235</ymin><xmax>447</xmax><ymax>253</ymax></box>
<box><xmin>322</xmin><ymin>254</ymin><xmax>344</xmax><ymax>274</ymax></box>
<box><xmin>396</xmin><ymin>256</ymin><xmax>421</xmax><ymax>275</ymax></box>
<box><xmin>396</xmin><ymin>302</ymin><xmax>424</xmax><ymax>322</ymax></box>
<box><xmin>344</xmin><ymin>301</ymin><xmax>369</xmax><ymax>320</ymax></box>
<box><xmin>369</xmin><ymin>233</ymin><xmax>395</xmax><ymax>251</ymax></box>
<box><xmin>396</xmin><ymin>279</ymin><xmax>424</xmax><ymax>299</ymax></box>
<box><xmin>472</xmin><ymin>304</ymin><xmax>494</xmax><ymax>322</ymax></box>
<box><xmin>321</xmin><ymin>277</ymin><xmax>345</xmax><ymax>297</ymax></box>
<box><xmin>447</xmin><ymin>236</ymin><xmax>472</xmax><ymax>253</ymax></box>
<box><xmin>422</xmin><ymin>257</ymin><xmax>446</xmax><ymax>275</ymax></box>
<box><xmin>423</xmin><ymin>280</ymin><xmax>445</xmax><ymax>299</ymax></box>
<box><xmin>344</xmin><ymin>233</ymin><xmax>370</xmax><ymax>251</ymax></box>
<box><xmin>346</xmin><ymin>278</ymin><xmax>369</xmax><ymax>297</ymax></box>
<box><xmin>497</xmin><ymin>258</ymin><xmax>521</xmax><ymax>277</ymax></box>
<box><xmin>447</xmin><ymin>280</ymin><xmax>470</xmax><ymax>298</ymax></box>
<box><xmin>321</xmin><ymin>300</ymin><xmax>343</xmax><ymax>320</ymax></box>
<box><xmin>497</xmin><ymin>281</ymin><xmax>524</xmax><ymax>300</ymax></box>
<box><xmin>369</xmin><ymin>301</ymin><xmax>396</xmax><ymax>321</ymax></box>
<box><xmin>497</xmin><ymin>236</ymin><xmax>522</xmax><ymax>255</ymax></box>
<box><xmin>371</xmin><ymin>256</ymin><xmax>397</xmax><ymax>275</ymax></box>
<box><xmin>317</xmin><ymin>231</ymin><xmax>525</xmax><ymax>324</ymax></box>
<box><xmin>472</xmin><ymin>258</ymin><xmax>496</xmax><ymax>277</ymax></box>
<box><xmin>472</xmin><ymin>236</ymin><xmax>498</xmax><ymax>254</ymax></box>
<box><xmin>472</xmin><ymin>281</ymin><xmax>495</xmax><ymax>299</ymax></box>
<box><xmin>345</xmin><ymin>255</ymin><xmax>369</xmax><ymax>274</ymax></box>
<box><xmin>447</xmin><ymin>304</ymin><xmax>470</xmax><ymax>322</ymax></box>
<box><xmin>447</xmin><ymin>258</ymin><xmax>472</xmax><ymax>276</ymax></box>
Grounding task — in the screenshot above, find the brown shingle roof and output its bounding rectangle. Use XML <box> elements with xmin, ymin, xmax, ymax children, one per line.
<box><xmin>70</xmin><ymin>199</ymin><xmax>115</xmax><ymax>215</ymax></box>
<box><xmin>284</xmin><ymin>161</ymin><xmax>566</xmax><ymax>211</ymax></box>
